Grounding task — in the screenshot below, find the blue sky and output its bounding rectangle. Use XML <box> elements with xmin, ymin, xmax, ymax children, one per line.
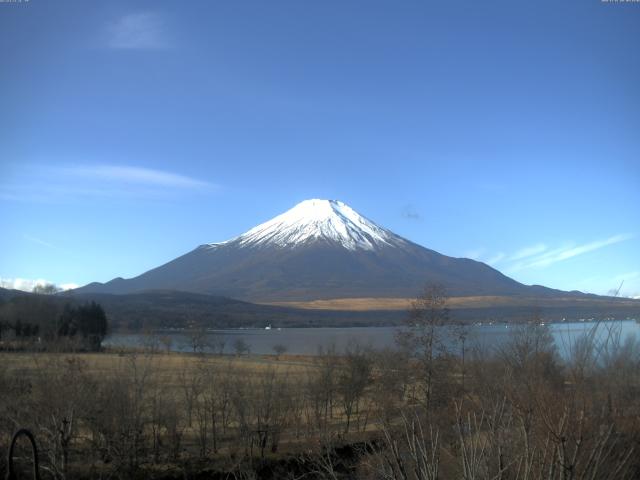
<box><xmin>1</xmin><ymin>0</ymin><xmax>638</xmax><ymax>297</ymax></box>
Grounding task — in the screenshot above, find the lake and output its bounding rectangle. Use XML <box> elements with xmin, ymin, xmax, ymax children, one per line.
<box><xmin>104</xmin><ymin>319</ymin><xmax>640</xmax><ymax>357</ymax></box>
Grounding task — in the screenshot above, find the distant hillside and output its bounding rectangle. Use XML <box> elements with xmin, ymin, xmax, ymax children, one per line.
<box><xmin>0</xmin><ymin>288</ymin><xmax>29</xmax><ymax>301</ymax></box>
<box><xmin>3</xmin><ymin>287</ymin><xmax>639</xmax><ymax>333</ymax></box>
<box><xmin>3</xmin><ymin>287</ymin><xmax>388</xmax><ymax>331</ymax></box>
<box><xmin>61</xmin><ymin>289</ymin><xmax>405</xmax><ymax>329</ymax></box>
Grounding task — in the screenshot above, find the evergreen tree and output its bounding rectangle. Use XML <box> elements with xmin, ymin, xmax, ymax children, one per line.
<box><xmin>14</xmin><ymin>318</ymin><xmax>23</xmax><ymax>337</ymax></box>
<box><xmin>57</xmin><ymin>301</ymin><xmax>109</xmax><ymax>350</ymax></box>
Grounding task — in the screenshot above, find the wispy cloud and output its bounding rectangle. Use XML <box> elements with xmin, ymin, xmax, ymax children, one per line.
<box><xmin>468</xmin><ymin>243</ymin><xmax>547</xmax><ymax>265</ymax></box>
<box><xmin>106</xmin><ymin>13</ymin><xmax>169</xmax><ymax>50</ymax></box>
<box><xmin>23</xmin><ymin>234</ymin><xmax>56</xmax><ymax>249</ymax></box>
<box><xmin>467</xmin><ymin>234</ymin><xmax>634</xmax><ymax>274</ymax></box>
<box><xmin>563</xmin><ymin>271</ymin><xmax>640</xmax><ymax>298</ymax></box>
<box><xmin>611</xmin><ymin>271</ymin><xmax>639</xmax><ymax>283</ymax></box>
<box><xmin>607</xmin><ymin>271</ymin><xmax>640</xmax><ymax>298</ymax></box>
<box><xmin>509</xmin><ymin>243</ymin><xmax>547</xmax><ymax>261</ymax></box>
<box><xmin>486</xmin><ymin>252</ymin><xmax>506</xmax><ymax>266</ymax></box>
<box><xmin>608</xmin><ymin>271</ymin><xmax>640</xmax><ymax>297</ymax></box>
<box><xmin>505</xmin><ymin>233</ymin><xmax>633</xmax><ymax>273</ymax></box>
<box><xmin>517</xmin><ymin>234</ymin><xmax>633</xmax><ymax>270</ymax></box>
<box><xmin>62</xmin><ymin>165</ymin><xmax>213</xmax><ymax>189</ymax></box>
<box><xmin>0</xmin><ymin>164</ymin><xmax>216</xmax><ymax>204</ymax></box>
<box><xmin>464</xmin><ymin>248</ymin><xmax>486</xmax><ymax>261</ymax></box>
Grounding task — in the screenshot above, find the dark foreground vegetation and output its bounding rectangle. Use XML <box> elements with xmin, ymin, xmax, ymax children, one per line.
<box><xmin>0</xmin><ymin>292</ymin><xmax>108</xmax><ymax>352</ymax></box>
<box><xmin>2</xmin><ymin>286</ymin><xmax>639</xmax><ymax>479</ymax></box>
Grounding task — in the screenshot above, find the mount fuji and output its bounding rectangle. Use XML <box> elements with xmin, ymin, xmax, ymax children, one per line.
<box><xmin>75</xmin><ymin>199</ymin><xmax>575</xmax><ymax>302</ymax></box>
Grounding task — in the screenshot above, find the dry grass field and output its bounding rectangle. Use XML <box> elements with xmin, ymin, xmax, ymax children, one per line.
<box><xmin>0</xmin><ymin>350</ymin><xmax>319</xmax><ymax>392</ymax></box>
<box><xmin>1</xmin><ymin>347</ymin><xmax>393</xmax><ymax>478</ymax></box>
<box><xmin>265</xmin><ymin>294</ymin><xmax>640</xmax><ymax>311</ymax></box>
<box><xmin>3</xmin><ymin>320</ymin><xmax>640</xmax><ymax>479</ymax></box>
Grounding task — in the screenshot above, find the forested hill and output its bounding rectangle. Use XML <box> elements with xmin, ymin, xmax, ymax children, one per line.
<box><xmin>2</xmin><ymin>288</ymin><xmax>640</xmax><ymax>333</ymax></box>
<box><xmin>0</xmin><ymin>288</ymin><xmax>404</xmax><ymax>331</ymax></box>
<box><xmin>63</xmin><ymin>290</ymin><xmax>403</xmax><ymax>330</ymax></box>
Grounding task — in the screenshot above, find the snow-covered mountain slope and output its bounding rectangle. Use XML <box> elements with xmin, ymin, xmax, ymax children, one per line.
<box><xmin>74</xmin><ymin>199</ymin><xmax>573</xmax><ymax>302</ymax></box>
<box><xmin>210</xmin><ymin>199</ymin><xmax>406</xmax><ymax>251</ymax></box>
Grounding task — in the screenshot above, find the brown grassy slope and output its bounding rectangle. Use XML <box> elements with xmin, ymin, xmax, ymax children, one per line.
<box><xmin>0</xmin><ymin>351</ymin><xmax>317</xmax><ymax>379</ymax></box>
<box><xmin>264</xmin><ymin>295</ymin><xmax>640</xmax><ymax>311</ymax></box>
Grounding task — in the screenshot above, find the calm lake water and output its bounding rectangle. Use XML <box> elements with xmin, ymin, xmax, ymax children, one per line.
<box><xmin>104</xmin><ymin>319</ymin><xmax>640</xmax><ymax>357</ymax></box>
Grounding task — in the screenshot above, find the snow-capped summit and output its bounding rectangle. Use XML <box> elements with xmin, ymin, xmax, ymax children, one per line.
<box><xmin>75</xmin><ymin>198</ymin><xmax>538</xmax><ymax>301</ymax></box>
<box><xmin>70</xmin><ymin>198</ymin><xmax>640</xmax><ymax>321</ymax></box>
<box><xmin>211</xmin><ymin>199</ymin><xmax>406</xmax><ymax>251</ymax></box>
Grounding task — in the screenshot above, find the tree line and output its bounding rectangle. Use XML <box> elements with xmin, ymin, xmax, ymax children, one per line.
<box><xmin>0</xmin><ymin>293</ymin><xmax>108</xmax><ymax>351</ymax></box>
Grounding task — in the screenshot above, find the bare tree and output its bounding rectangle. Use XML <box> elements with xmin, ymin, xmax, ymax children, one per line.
<box><xmin>273</xmin><ymin>343</ymin><xmax>287</xmax><ymax>359</ymax></box>
<box><xmin>372</xmin><ymin>413</ymin><xmax>441</xmax><ymax>480</ymax></box>
<box><xmin>370</xmin><ymin>347</ymin><xmax>411</xmax><ymax>425</ymax></box>
<box><xmin>159</xmin><ymin>335</ymin><xmax>173</xmax><ymax>354</ymax></box>
<box><xmin>212</xmin><ymin>335</ymin><xmax>226</xmax><ymax>356</ymax></box>
<box><xmin>32</xmin><ymin>283</ymin><xmax>61</xmax><ymax>295</ymax></box>
<box><xmin>140</xmin><ymin>328</ymin><xmax>161</xmax><ymax>354</ymax></box>
<box><xmin>82</xmin><ymin>353</ymin><xmax>156</xmax><ymax>477</ymax></box>
<box><xmin>308</xmin><ymin>345</ymin><xmax>339</xmax><ymax>435</ymax></box>
<box><xmin>233</xmin><ymin>338</ymin><xmax>250</xmax><ymax>356</ymax></box>
<box><xmin>29</xmin><ymin>356</ymin><xmax>93</xmax><ymax>479</ymax></box>
<box><xmin>338</xmin><ymin>342</ymin><xmax>372</xmax><ymax>433</ymax></box>
<box><xmin>187</xmin><ymin>327</ymin><xmax>210</xmax><ymax>354</ymax></box>
<box><xmin>396</xmin><ymin>283</ymin><xmax>449</xmax><ymax>409</ymax></box>
<box><xmin>179</xmin><ymin>363</ymin><xmax>203</xmax><ymax>428</ymax></box>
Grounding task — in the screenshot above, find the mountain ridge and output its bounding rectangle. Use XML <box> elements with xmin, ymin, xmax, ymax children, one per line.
<box><xmin>73</xmin><ymin>199</ymin><xmax>609</xmax><ymax>302</ymax></box>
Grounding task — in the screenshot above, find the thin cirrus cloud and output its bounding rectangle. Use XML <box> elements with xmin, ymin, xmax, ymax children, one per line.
<box><xmin>469</xmin><ymin>235</ymin><xmax>633</xmax><ymax>272</ymax></box>
<box><xmin>466</xmin><ymin>244</ymin><xmax>544</xmax><ymax>265</ymax></box>
<box><xmin>23</xmin><ymin>234</ymin><xmax>57</xmax><ymax>249</ymax></box>
<box><xmin>0</xmin><ymin>164</ymin><xmax>216</xmax><ymax>203</ymax></box>
<box><xmin>509</xmin><ymin>243</ymin><xmax>547</xmax><ymax>261</ymax></box>
<box><xmin>611</xmin><ymin>271</ymin><xmax>640</xmax><ymax>283</ymax></box>
<box><xmin>485</xmin><ymin>252</ymin><xmax>506</xmax><ymax>266</ymax></box>
<box><xmin>574</xmin><ymin>271</ymin><xmax>640</xmax><ymax>298</ymax></box>
<box><xmin>463</xmin><ymin>248</ymin><xmax>486</xmax><ymax>261</ymax></box>
<box><xmin>505</xmin><ymin>234</ymin><xmax>634</xmax><ymax>272</ymax></box>
<box><xmin>106</xmin><ymin>13</ymin><xmax>169</xmax><ymax>50</ymax></box>
<box><xmin>483</xmin><ymin>243</ymin><xmax>548</xmax><ymax>265</ymax></box>
<box><xmin>608</xmin><ymin>271</ymin><xmax>640</xmax><ymax>297</ymax></box>
<box><xmin>62</xmin><ymin>165</ymin><xmax>213</xmax><ymax>190</ymax></box>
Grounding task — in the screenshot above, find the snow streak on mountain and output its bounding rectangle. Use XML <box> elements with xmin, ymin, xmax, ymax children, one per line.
<box><xmin>208</xmin><ymin>199</ymin><xmax>406</xmax><ymax>251</ymax></box>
